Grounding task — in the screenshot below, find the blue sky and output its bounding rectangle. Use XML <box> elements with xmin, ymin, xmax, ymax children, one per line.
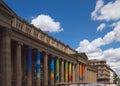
<box><xmin>4</xmin><ymin>0</ymin><xmax>120</xmax><ymax>75</ymax></box>
<box><xmin>4</xmin><ymin>0</ymin><xmax>98</xmax><ymax>49</ymax></box>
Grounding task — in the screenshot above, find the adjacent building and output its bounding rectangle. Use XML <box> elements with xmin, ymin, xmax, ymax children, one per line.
<box><xmin>88</xmin><ymin>59</ymin><xmax>117</xmax><ymax>84</ymax></box>
<box><xmin>0</xmin><ymin>0</ymin><xmax>97</xmax><ymax>86</ymax></box>
<box><xmin>109</xmin><ymin>68</ymin><xmax>118</xmax><ymax>84</ymax></box>
<box><xmin>110</xmin><ymin>68</ymin><xmax>114</xmax><ymax>84</ymax></box>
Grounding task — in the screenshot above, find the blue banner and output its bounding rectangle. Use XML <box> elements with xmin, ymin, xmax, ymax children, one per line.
<box><xmin>36</xmin><ymin>51</ymin><xmax>41</xmax><ymax>79</ymax></box>
<box><xmin>50</xmin><ymin>57</ymin><xmax>54</xmax><ymax>80</ymax></box>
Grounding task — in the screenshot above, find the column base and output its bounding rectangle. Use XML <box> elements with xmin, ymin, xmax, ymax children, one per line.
<box><xmin>44</xmin><ymin>83</ymin><xmax>48</xmax><ymax>86</ymax></box>
<box><xmin>27</xmin><ymin>81</ymin><xmax>32</xmax><ymax>86</ymax></box>
<box><xmin>36</xmin><ymin>81</ymin><xmax>41</xmax><ymax>86</ymax></box>
<box><xmin>50</xmin><ymin>80</ymin><xmax>54</xmax><ymax>86</ymax></box>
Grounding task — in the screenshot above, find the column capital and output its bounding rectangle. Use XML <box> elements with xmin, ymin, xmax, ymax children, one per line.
<box><xmin>33</xmin><ymin>48</ymin><xmax>43</xmax><ymax>53</ymax></box>
<box><xmin>2</xmin><ymin>28</ymin><xmax>12</xmax><ymax>37</ymax></box>
<box><xmin>41</xmin><ymin>51</ymin><xmax>48</xmax><ymax>56</ymax></box>
<box><xmin>36</xmin><ymin>49</ymin><xmax>42</xmax><ymax>53</ymax></box>
<box><xmin>48</xmin><ymin>53</ymin><xmax>55</xmax><ymax>58</ymax></box>
<box><xmin>59</xmin><ymin>58</ymin><xmax>65</xmax><ymax>62</ymax></box>
<box><xmin>17</xmin><ymin>41</ymin><xmax>23</xmax><ymax>46</ymax></box>
<box><xmin>27</xmin><ymin>46</ymin><xmax>33</xmax><ymax>49</ymax></box>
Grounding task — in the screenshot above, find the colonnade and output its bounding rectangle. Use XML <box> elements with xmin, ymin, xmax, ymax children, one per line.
<box><xmin>9</xmin><ymin>41</ymin><xmax>71</xmax><ymax>86</ymax></box>
<box><xmin>0</xmin><ymin>28</ymin><xmax>87</xmax><ymax>86</ymax></box>
<box><xmin>11</xmin><ymin>42</ymin><xmax>78</xmax><ymax>86</ymax></box>
<box><xmin>75</xmin><ymin>62</ymin><xmax>86</xmax><ymax>83</ymax></box>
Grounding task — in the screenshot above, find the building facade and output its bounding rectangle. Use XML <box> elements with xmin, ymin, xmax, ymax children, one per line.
<box><xmin>0</xmin><ymin>1</ymin><xmax>97</xmax><ymax>86</ymax></box>
<box><xmin>89</xmin><ymin>60</ymin><xmax>111</xmax><ymax>84</ymax></box>
<box><xmin>110</xmin><ymin>69</ymin><xmax>114</xmax><ymax>84</ymax></box>
<box><xmin>86</xmin><ymin>65</ymin><xmax>97</xmax><ymax>83</ymax></box>
<box><xmin>109</xmin><ymin>68</ymin><xmax>117</xmax><ymax>84</ymax></box>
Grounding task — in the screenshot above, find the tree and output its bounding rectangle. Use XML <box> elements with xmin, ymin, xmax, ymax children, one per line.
<box><xmin>114</xmin><ymin>77</ymin><xmax>120</xmax><ymax>84</ymax></box>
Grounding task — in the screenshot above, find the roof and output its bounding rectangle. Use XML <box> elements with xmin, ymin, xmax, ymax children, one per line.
<box><xmin>88</xmin><ymin>59</ymin><xmax>106</xmax><ymax>63</ymax></box>
<box><xmin>0</xmin><ymin>0</ymin><xmax>17</xmax><ymax>17</ymax></box>
<box><xmin>78</xmin><ymin>52</ymin><xmax>88</xmax><ymax>60</ymax></box>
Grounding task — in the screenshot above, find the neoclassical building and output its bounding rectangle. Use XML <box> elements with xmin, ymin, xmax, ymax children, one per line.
<box><xmin>0</xmin><ymin>0</ymin><xmax>97</xmax><ymax>86</ymax></box>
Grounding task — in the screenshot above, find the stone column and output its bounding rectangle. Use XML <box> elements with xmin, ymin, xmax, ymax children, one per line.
<box><xmin>75</xmin><ymin>63</ymin><xmax>79</xmax><ymax>82</ymax></box>
<box><xmin>72</xmin><ymin>64</ymin><xmax>75</xmax><ymax>82</ymax></box>
<box><xmin>15</xmin><ymin>42</ymin><xmax>22</xmax><ymax>86</ymax></box>
<box><xmin>84</xmin><ymin>65</ymin><xmax>86</xmax><ymax>83</ymax></box>
<box><xmin>0</xmin><ymin>30</ymin><xmax>1</xmax><ymax>86</ymax></box>
<box><xmin>85</xmin><ymin>65</ymin><xmax>87</xmax><ymax>83</ymax></box>
<box><xmin>1</xmin><ymin>28</ymin><xmax>12</xmax><ymax>86</ymax></box>
<box><xmin>60</xmin><ymin>59</ymin><xmax>64</xmax><ymax>82</ymax></box>
<box><xmin>43</xmin><ymin>52</ymin><xmax>48</xmax><ymax>86</ymax></box>
<box><xmin>85</xmin><ymin>65</ymin><xmax>88</xmax><ymax>82</ymax></box>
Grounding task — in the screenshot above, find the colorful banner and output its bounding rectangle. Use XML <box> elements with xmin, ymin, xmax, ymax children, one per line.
<box><xmin>79</xmin><ymin>64</ymin><xmax>82</xmax><ymax>80</ymax></box>
<box><xmin>69</xmin><ymin>63</ymin><xmax>72</xmax><ymax>82</ymax></box>
<box><xmin>65</xmin><ymin>62</ymin><xmax>68</xmax><ymax>82</ymax></box>
<box><xmin>79</xmin><ymin>64</ymin><xmax>84</xmax><ymax>80</ymax></box>
<box><xmin>82</xmin><ymin>65</ymin><xmax>84</xmax><ymax>79</ymax></box>
<box><xmin>50</xmin><ymin>57</ymin><xmax>54</xmax><ymax>80</ymax></box>
<box><xmin>27</xmin><ymin>48</ymin><xmax>32</xmax><ymax>80</ymax></box>
<box><xmin>56</xmin><ymin>58</ymin><xmax>59</xmax><ymax>81</ymax></box>
<box><xmin>36</xmin><ymin>51</ymin><xmax>41</xmax><ymax>80</ymax></box>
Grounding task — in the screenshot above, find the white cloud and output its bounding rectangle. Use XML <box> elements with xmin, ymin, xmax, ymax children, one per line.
<box><xmin>79</xmin><ymin>0</ymin><xmax>120</xmax><ymax>76</ymax></box>
<box><xmin>91</xmin><ymin>0</ymin><xmax>104</xmax><ymax>20</ymax></box>
<box><xmin>97</xmin><ymin>23</ymin><xmax>106</xmax><ymax>31</ymax></box>
<box><xmin>91</xmin><ymin>0</ymin><xmax>120</xmax><ymax>21</ymax></box>
<box><xmin>103</xmin><ymin>48</ymin><xmax>120</xmax><ymax>76</ymax></box>
<box><xmin>103</xmin><ymin>21</ymin><xmax>120</xmax><ymax>43</ymax></box>
<box><xmin>76</xmin><ymin>20</ymin><xmax>120</xmax><ymax>76</ymax></box>
<box><xmin>31</xmin><ymin>14</ymin><xmax>63</xmax><ymax>33</ymax></box>
<box><xmin>77</xmin><ymin>42</ymin><xmax>120</xmax><ymax>75</ymax></box>
<box><xmin>91</xmin><ymin>38</ymin><xmax>105</xmax><ymax>47</ymax></box>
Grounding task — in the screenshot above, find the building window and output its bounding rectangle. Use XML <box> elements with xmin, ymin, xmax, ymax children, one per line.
<box><xmin>26</xmin><ymin>26</ymin><xmax>32</xmax><ymax>34</ymax></box>
<box><xmin>34</xmin><ymin>30</ymin><xmax>38</xmax><ymax>38</ymax></box>
<box><xmin>100</xmin><ymin>74</ymin><xmax>104</xmax><ymax>77</ymax></box>
<box><xmin>52</xmin><ymin>40</ymin><xmax>55</xmax><ymax>44</ymax></box>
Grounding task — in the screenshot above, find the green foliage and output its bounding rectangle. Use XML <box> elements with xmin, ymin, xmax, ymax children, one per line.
<box><xmin>114</xmin><ymin>77</ymin><xmax>120</xmax><ymax>84</ymax></box>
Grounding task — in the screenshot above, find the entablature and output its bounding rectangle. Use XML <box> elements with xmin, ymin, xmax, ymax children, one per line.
<box><xmin>11</xmin><ymin>17</ymin><xmax>77</xmax><ymax>55</ymax></box>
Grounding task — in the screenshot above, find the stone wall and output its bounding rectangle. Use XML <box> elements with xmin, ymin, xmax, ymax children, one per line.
<box><xmin>87</xmin><ymin>66</ymin><xmax>97</xmax><ymax>83</ymax></box>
